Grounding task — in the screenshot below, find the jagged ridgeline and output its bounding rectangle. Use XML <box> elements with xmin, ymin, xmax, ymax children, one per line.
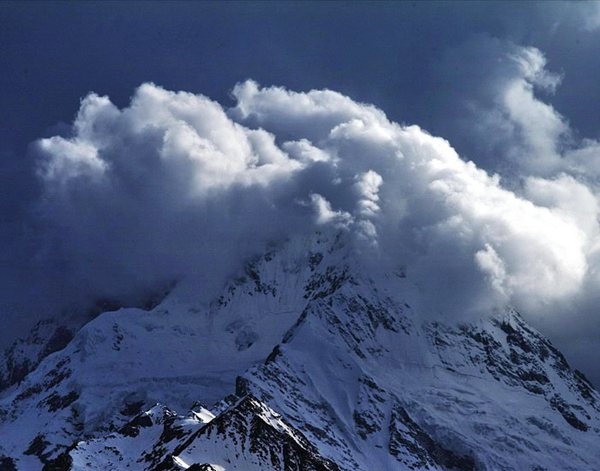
<box><xmin>0</xmin><ymin>233</ymin><xmax>599</xmax><ymax>470</ymax></box>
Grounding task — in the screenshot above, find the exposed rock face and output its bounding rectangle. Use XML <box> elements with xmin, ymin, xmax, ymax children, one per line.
<box><xmin>168</xmin><ymin>395</ymin><xmax>341</xmax><ymax>471</ymax></box>
<box><xmin>0</xmin><ymin>234</ymin><xmax>598</xmax><ymax>470</ymax></box>
<box><xmin>0</xmin><ymin>320</ymin><xmax>75</xmax><ymax>392</ymax></box>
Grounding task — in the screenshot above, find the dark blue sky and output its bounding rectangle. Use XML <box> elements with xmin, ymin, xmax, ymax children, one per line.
<box><xmin>2</xmin><ymin>1</ymin><xmax>600</xmax><ymax>382</ymax></box>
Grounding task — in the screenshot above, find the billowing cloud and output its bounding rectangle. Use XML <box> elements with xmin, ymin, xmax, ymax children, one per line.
<box><xmin>419</xmin><ymin>38</ymin><xmax>600</xmax><ymax>383</ymax></box>
<box><xmin>32</xmin><ymin>77</ymin><xmax>600</xmax><ymax>329</ymax></box>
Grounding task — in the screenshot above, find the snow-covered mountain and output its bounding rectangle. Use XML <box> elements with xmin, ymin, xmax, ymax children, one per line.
<box><xmin>0</xmin><ymin>293</ymin><xmax>170</xmax><ymax>395</ymax></box>
<box><xmin>0</xmin><ymin>233</ymin><xmax>598</xmax><ymax>470</ymax></box>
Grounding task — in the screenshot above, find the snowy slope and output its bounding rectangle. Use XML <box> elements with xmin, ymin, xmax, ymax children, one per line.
<box><xmin>0</xmin><ymin>293</ymin><xmax>169</xmax><ymax>393</ymax></box>
<box><xmin>0</xmin><ymin>233</ymin><xmax>347</xmax><ymax>468</ymax></box>
<box><xmin>240</xmin><ymin>278</ymin><xmax>600</xmax><ymax>470</ymax></box>
<box><xmin>0</xmin><ymin>232</ymin><xmax>598</xmax><ymax>470</ymax></box>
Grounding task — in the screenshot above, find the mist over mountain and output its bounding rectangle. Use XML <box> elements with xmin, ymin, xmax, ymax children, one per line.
<box><xmin>23</xmin><ymin>68</ymin><xmax>600</xmax><ymax>385</ymax></box>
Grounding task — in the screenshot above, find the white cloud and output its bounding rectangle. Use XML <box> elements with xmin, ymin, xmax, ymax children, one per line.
<box><xmin>283</xmin><ymin>139</ymin><xmax>331</xmax><ymax>164</ymax></box>
<box><xmin>33</xmin><ymin>79</ymin><xmax>600</xmax><ymax>322</ymax></box>
<box><xmin>309</xmin><ymin>193</ymin><xmax>353</xmax><ymax>227</ymax></box>
<box><xmin>475</xmin><ymin>244</ymin><xmax>508</xmax><ymax>297</ymax></box>
<box><xmin>493</xmin><ymin>47</ymin><xmax>568</xmax><ymax>175</ymax></box>
<box><xmin>37</xmin><ymin>136</ymin><xmax>107</xmax><ymax>188</ymax></box>
<box><xmin>509</xmin><ymin>47</ymin><xmax>562</xmax><ymax>92</ymax></box>
<box><xmin>581</xmin><ymin>1</ymin><xmax>600</xmax><ymax>31</ymax></box>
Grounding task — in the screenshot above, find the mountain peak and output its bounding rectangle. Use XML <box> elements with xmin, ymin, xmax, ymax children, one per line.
<box><xmin>0</xmin><ymin>235</ymin><xmax>598</xmax><ymax>470</ymax></box>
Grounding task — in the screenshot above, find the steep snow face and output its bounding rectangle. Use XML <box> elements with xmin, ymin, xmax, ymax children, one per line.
<box><xmin>0</xmin><ymin>233</ymin><xmax>353</xmax><ymax>467</ymax></box>
<box><xmin>0</xmin><ymin>232</ymin><xmax>599</xmax><ymax>470</ymax></box>
<box><xmin>70</xmin><ymin>403</ymin><xmax>207</xmax><ymax>470</ymax></box>
<box><xmin>239</xmin><ymin>275</ymin><xmax>600</xmax><ymax>470</ymax></box>
<box><xmin>171</xmin><ymin>395</ymin><xmax>340</xmax><ymax>471</ymax></box>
